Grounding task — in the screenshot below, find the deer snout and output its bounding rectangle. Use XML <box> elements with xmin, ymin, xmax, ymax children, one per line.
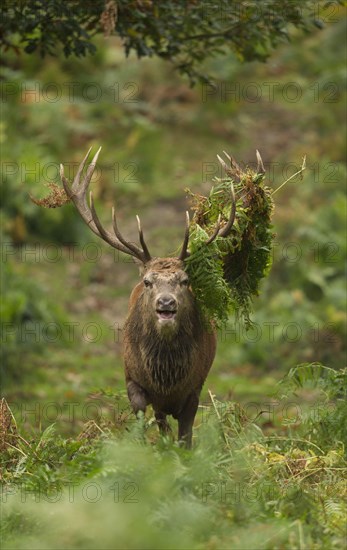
<box><xmin>156</xmin><ymin>294</ymin><xmax>178</xmax><ymax>323</ymax></box>
<box><xmin>156</xmin><ymin>295</ymin><xmax>177</xmax><ymax>311</ymax></box>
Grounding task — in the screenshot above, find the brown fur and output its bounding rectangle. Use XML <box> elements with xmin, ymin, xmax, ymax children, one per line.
<box><xmin>123</xmin><ymin>258</ymin><xmax>216</xmax><ymax>447</ymax></box>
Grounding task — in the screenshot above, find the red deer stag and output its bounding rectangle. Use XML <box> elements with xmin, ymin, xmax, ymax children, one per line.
<box><xmin>59</xmin><ymin>147</ymin><xmax>237</xmax><ymax>447</ymax></box>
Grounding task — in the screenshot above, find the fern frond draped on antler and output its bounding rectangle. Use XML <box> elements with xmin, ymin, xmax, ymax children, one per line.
<box><xmin>184</xmin><ymin>151</ymin><xmax>275</xmax><ymax>328</ymax></box>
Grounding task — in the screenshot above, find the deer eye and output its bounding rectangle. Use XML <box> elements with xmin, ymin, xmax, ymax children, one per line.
<box><xmin>143</xmin><ymin>278</ymin><xmax>152</xmax><ymax>288</ymax></box>
<box><xmin>181</xmin><ymin>278</ymin><xmax>189</xmax><ymax>287</ymax></box>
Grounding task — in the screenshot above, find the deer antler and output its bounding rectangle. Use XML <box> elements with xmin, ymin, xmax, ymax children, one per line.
<box><xmin>217</xmin><ymin>151</ymin><xmax>242</xmax><ymax>181</ymax></box>
<box><xmin>60</xmin><ymin>148</ymin><xmax>151</xmax><ymax>263</ymax></box>
<box><xmin>179</xmin><ymin>211</ymin><xmax>191</xmax><ymax>261</ymax></box>
<box><xmin>208</xmin><ymin>149</ymin><xmax>266</xmax><ymax>242</ymax></box>
<box><xmin>199</xmin><ymin>149</ymin><xmax>265</xmax><ymax>246</ymax></box>
<box><xmin>179</xmin><ymin>179</ymin><xmax>236</xmax><ymax>260</ymax></box>
<box><xmin>256</xmin><ymin>150</ymin><xmax>265</xmax><ymax>174</ymax></box>
<box><xmin>201</xmin><ymin>182</ymin><xmax>236</xmax><ymax>245</ymax></box>
<box><xmin>58</xmin><ymin>148</ymin><xmax>239</xmax><ymax>263</ymax></box>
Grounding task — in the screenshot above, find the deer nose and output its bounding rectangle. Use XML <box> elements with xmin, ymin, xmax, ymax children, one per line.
<box><xmin>156</xmin><ymin>295</ymin><xmax>177</xmax><ymax>311</ymax></box>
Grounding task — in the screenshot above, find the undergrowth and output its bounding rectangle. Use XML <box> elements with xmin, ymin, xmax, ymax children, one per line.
<box><xmin>0</xmin><ymin>260</ymin><xmax>68</xmax><ymax>381</ymax></box>
<box><xmin>1</xmin><ymin>364</ymin><xmax>346</xmax><ymax>549</ymax></box>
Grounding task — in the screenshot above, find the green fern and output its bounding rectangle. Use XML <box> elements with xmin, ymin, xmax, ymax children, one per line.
<box><xmin>279</xmin><ymin>363</ymin><xmax>347</xmax><ymax>399</ymax></box>
<box><xmin>184</xmin><ymin>167</ymin><xmax>275</xmax><ymax>327</ymax></box>
<box><xmin>278</xmin><ymin>363</ymin><xmax>347</xmax><ymax>457</ymax></box>
<box><xmin>184</xmin><ymin>225</ymin><xmax>232</xmax><ymax>326</ymax></box>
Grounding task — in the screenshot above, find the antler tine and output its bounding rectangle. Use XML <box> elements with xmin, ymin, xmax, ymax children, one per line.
<box><xmin>89</xmin><ymin>190</ymin><xmax>110</xmax><ymax>236</ymax></box>
<box><xmin>229</xmin><ymin>154</ymin><xmax>241</xmax><ymax>175</ymax></box>
<box><xmin>218</xmin><ymin>152</ymin><xmax>242</xmax><ymax>181</ymax></box>
<box><xmin>60</xmin><ymin>148</ymin><xmax>153</xmax><ymax>263</ymax></box>
<box><xmin>60</xmin><ymin>163</ymin><xmax>72</xmax><ymax>198</ymax></box>
<box><xmin>80</xmin><ymin>146</ymin><xmax>102</xmax><ymax>194</ymax></box>
<box><xmin>217</xmin><ymin>154</ymin><xmax>229</xmax><ymax>173</ymax></box>
<box><xmin>71</xmin><ymin>146</ymin><xmax>93</xmax><ymax>193</ymax></box>
<box><xmin>218</xmin><ymin>183</ymin><xmax>236</xmax><ymax>238</ymax></box>
<box><xmin>205</xmin><ymin>214</ymin><xmax>222</xmax><ymax>245</ymax></box>
<box><xmin>60</xmin><ymin>146</ymin><xmax>99</xmax><ymax>201</ymax></box>
<box><xmin>136</xmin><ymin>215</ymin><xmax>151</xmax><ymax>262</ymax></box>
<box><xmin>179</xmin><ymin>211</ymin><xmax>190</xmax><ymax>261</ymax></box>
<box><xmin>90</xmin><ymin>192</ymin><xmax>144</xmax><ymax>259</ymax></box>
<box><xmin>111</xmin><ymin>207</ymin><xmax>148</xmax><ymax>262</ymax></box>
<box><xmin>256</xmin><ymin>149</ymin><xmax>265</xmax><ymax>174</ymax></box>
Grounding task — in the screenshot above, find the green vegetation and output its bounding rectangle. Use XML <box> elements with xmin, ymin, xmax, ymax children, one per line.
<box><xmin>186</xmin><ymin>167</ymin><xmax>274</xmax><ymax>326</ymax></box>
<box><xmin>2</xmin><ymin>0</ymin><xmax>344</xmax><ymax>82</ymax></box>
<box><xmin>1</xmin><ymin>365</ymin><xmax>346</xmax><ymax>549</ymax></box>
<box><xmin>0</xmin><ymin>261</ymin><xmax>67</xmax><ymax>383</ymax></box>
<box><xmin>1</xmin><ymin>6</ymin><xmax>346</xmax><ymax>549</ymax></box>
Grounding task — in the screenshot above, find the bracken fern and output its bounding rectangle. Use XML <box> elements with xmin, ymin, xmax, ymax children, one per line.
<box><xmin>184</xmin><ymin>166</ymin><xmax>274</xmax><ymax>328</ymax></box>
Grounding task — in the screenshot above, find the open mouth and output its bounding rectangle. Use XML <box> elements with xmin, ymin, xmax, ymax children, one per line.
<box><xmin>156</xmin><ymin>310</ymin><xmax>177</xmax><ymax>321</ymax></box>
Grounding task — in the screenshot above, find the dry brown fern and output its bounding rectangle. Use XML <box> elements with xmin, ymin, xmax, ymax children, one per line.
<box><xmin>0</xmin><ymin>398</ymin><xmax>17</xmax><ymax>452</ymax></box>
<box><xmin>30</xmin><ymin>183</ymin><xmax>70</xmax><ymax>208</ymax></box>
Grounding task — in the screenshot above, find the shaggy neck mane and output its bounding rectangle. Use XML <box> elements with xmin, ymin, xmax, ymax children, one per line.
<box><xmin>129</xmin><ymin>295</ymin><xmax>202</xmax><ymax>392</ymax></box>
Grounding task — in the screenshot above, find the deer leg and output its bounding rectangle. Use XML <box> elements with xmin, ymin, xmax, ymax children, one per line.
<box><xmin>126</xmin><ymin>379</ymin><xmax>149</xmax><ymax>416</ymax></box>
<box><xmin>177</xmin><ymin>392</ymin><xmax>199</xmax><ymax>449</ymax></box>
<box><xmin>154</xmin><ymin>411</ymin><xmax>172</xmax><ymax>435</ymax></box>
